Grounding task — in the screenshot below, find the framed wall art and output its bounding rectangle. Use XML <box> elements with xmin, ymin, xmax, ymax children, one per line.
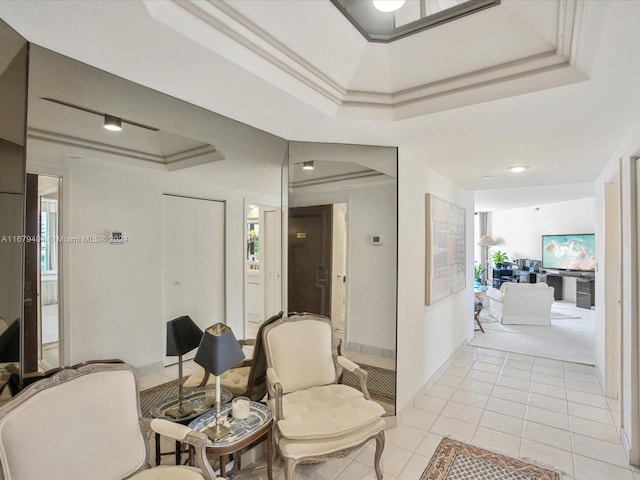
<box><xmin>425</xmin><ymin>194</ymin><xmax>466</xmax><ymax>306</ymax></box>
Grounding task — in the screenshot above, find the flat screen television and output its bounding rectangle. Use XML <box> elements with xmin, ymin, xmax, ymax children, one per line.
<box><xmin>542</xmin><ymin>234</ymin><xmax>596</xmax><ymax>272</ymax></box>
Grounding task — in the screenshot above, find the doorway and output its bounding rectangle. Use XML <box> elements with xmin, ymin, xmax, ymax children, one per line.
<box><xmin>288</xmin><ymin>205</ymin><xmax>333</xmax><ymax>316</ymax></box>
<box><xmin>244</xmin><ymin>202</ymin><xmax>282</xmax><ymax>338</ymax></box>
<box><xmin>25</xmin><ymin>174</ymin><xmax>62</xmax><ymax>370</ymax></box>
<box><xmin>331</xmin><ymin>203</ymin><xmax>347</xmax><ymax>334</ymax></box>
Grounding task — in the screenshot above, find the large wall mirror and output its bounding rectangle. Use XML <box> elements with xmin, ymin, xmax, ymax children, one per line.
<box><xmin>287</xmin><ymin>141</ymin><xmax>398</xmax><ymax>415</ymax></box>
<box><xmin>0</xmin><ymin>19</ymin><xmax>27</xmax><ymax>392</ymax></box>
<box><xmin>23</xmin><ymin>44</ymin><xmax>285</xmax><ymax>375</ymax></box>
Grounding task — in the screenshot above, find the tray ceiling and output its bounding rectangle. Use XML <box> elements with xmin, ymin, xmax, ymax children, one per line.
<box><xmin>144</xmin><ymin>0</ymin><xmax>592</xmax><ymax>120</ymax></box>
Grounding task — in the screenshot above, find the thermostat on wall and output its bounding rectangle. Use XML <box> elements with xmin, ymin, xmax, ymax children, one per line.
<box><xmin>371</xmin><ymin>235</ymin><xmax>384</xmax><ymax>246</ymax></box>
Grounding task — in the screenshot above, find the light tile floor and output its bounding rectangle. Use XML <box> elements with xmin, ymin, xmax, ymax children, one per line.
<box><xmin>142</xmin><ymin>345</ymin><xmax>637</xmax><ymax>480</ymax></box>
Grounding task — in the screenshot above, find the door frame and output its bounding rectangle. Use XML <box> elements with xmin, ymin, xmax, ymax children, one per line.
<box><xmin>242</xmin><ymin>199</ymin><xmax>282</xmax><ymax>338</ymax></box>
<box><xmin>604</xmin><ymin>171</ymin><xmax>621</xmax><ymax>399</ymax></box>
<box><xmin>26</xmin><ymin>166</ymin><xmax>67</xmax><ymax>368</ymax></box>
<box><xmin>287</xmin><ymin>197</ymin><xmax>351</xmax><ymax>331</ymax></box>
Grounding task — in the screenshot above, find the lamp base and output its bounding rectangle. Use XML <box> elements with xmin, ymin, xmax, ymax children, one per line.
<box><xmin>204</xmin><ymin>423</ymin><xmax>232</xmax><ymax>441</ymax></box>
<box><xmin>165</xmin><ymin>406</ymin><xmax>195</xmax><ymax>419</ymax></box>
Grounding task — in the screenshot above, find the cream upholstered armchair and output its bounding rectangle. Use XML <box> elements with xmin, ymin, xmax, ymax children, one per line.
<box><xmin>263</xmin><ymin>313</ymin><xmax>385</xmax><ymax>480</ymax></box>
<box><xmin>486</xmin><ymin>282</ymin><xmax>554</xmax><ymax>325</ymax></box>
<box><xmin>0</xmin><ymin>361</ymin><xmax>223</xmax><ymax>480</ymax></box>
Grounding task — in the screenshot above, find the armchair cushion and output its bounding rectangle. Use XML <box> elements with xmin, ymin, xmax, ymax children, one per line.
<box><xmin>264</xmin><ymin>319</ymin><xmax>336</xmax><ymax>394</ymax></box>
<box><xmin>268</xmin><ymin>384</ymin><xmax>384</xmax><ymax>440</ymax></box>
<box><xmin>278</xmin><ymin>418</ymin><xmax>385</xmax><ymax>460</ymax></box>
<box><xmin>130</xmin><ymin>466</ymin><xmax>205</xmax><ymax>480</ymax></box>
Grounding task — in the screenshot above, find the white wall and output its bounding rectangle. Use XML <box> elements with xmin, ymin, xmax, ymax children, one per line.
<box><xmin>396</xmin><ymin>151</ymin><xmax>474</xmax><ymax>416</ymax></box>
<box><xmin>59</xmin><ymin>158</ymin><xmax>163</xmax><ymax>368</ymax></box>
<box><xmin>594</xmin><ymin>114</ymin><xmax>640</xmax><ymax>463</ymax></box>
<box><xmin>488</xmin><ymin>198</ymin><xmax>596</xmax><ymax>260</ymax></box>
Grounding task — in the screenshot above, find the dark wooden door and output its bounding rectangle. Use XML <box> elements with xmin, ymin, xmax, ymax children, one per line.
<box><xmin>288</xmin><ymin>205</ymin><xmax>332</xmax><ymax>316</ymax></box>
<box><xmin>23</xmin><ymin>173</ymin><xmax>38</xmax><ymax>373</ymax></box>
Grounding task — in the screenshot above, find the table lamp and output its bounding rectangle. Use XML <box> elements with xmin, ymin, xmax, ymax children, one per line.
<box><xmin>194</xmin><ymin>323</ymin><xmax>245</xmax><ymax>440</ymax></box>
<box><xmin>166</xmin><ymin>315</ymin><xmax>203</xmax><ymax>419</ymax></box>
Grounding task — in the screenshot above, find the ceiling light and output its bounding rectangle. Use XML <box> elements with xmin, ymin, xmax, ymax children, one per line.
<box><xmin>373</xmin><ymin>0</ymin><xmax>405</xmax><ymax>13</ymax></box>
<box><xmin>103</xmin><ymin>114</ymin><xmax>122</xmax><ymax>132</ymax></box>
<box><xmin>506</xmin><ymin>166</ymin><xmax>529</xmax><ymax>173</ymax></box>
<box><xmin>302</xmin><ymin>161</ymin><xmax>314</xmax><ymax>170</ymax></box>
<box><xmin>482</xmin><ymin>175</ymin><xmax>493</xmax><ymax>179</ymax></box>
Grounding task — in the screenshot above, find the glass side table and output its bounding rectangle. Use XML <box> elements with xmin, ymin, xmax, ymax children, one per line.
<box><xmin>151</xmin><ymin>386</ymin><xmax>233</xmax><ymax>465</ymax></box>
<box><xmin>189</xmin><ymin>401</ymin><xmax>273</xmax><ymax>479</ymax></box>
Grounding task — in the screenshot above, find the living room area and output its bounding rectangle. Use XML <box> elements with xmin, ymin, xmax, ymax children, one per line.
<box><xmin>472</xmin><ymin>190</ymin><xmax>598</xmax><ymax>366</ymax></box>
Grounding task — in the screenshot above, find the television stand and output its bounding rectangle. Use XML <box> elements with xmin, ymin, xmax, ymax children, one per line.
<box><xmin>533</xmin><ymin>272</ymin><xmax>563</xmax><ymax>300</ymax></box>
<box><xmin>576</xmin><ymin>278</ymin><xmax>595</xmax><ymax>308</ymax></box>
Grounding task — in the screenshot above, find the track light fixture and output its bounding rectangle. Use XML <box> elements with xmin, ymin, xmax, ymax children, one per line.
<box><xmin>103</xmin><ymin>114</ymin><xmax>122</xmax><ymax>132</ymax></box>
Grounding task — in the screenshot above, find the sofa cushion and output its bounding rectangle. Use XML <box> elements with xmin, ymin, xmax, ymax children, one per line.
<box><xmin>268</xmin><ymin>384</ymin><xmax>384</xmax><ymax>440</ymax></box>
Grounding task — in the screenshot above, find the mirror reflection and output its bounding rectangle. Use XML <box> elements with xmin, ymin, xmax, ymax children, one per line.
<box><xmin>288</xmin><ymin>142</ymin><xmax>397</xmax><ymax>414</ymax></box>
<box><xmin>24</xmin><ymin>45</ymin><xmax>284</xmax><ymax>383</ymax></box>
<box><xmin>0</xmin><ymin>18</ymin><xmax>27</xmax><ymax>396</ymax></box>
<box><xmin>244</xmin><ymin>202</ymin><xmax>282</xmax><ymax>338</ymax></box>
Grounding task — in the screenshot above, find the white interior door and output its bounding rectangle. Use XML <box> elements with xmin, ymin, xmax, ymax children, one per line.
<box><xmin>195</xmin><ymin>199</ymin><xmax>225</xmax><ymax>327</ymax></box>
<box><xmin>331</xmin><ymin>203</ymin><xmax>347</xmax><ymax>332</ymax></box>
<box><xmin>264</xmin><ymin>208</ymin><xmax>282</xmax><ymax>319</ymax></box>
<box><xmin>162</xmin><ymin>195</ymin><xmax>225</xmax><ymax>364</ymax></box>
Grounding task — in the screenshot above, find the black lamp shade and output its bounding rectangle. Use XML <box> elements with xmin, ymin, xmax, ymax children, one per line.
<box><xmin>166</xmin><ymin>315</ymin><xmax>203</xmax><ymax>356</ymax></box>
<box><xmin>194</xmin><ymin>323</ymin><xmax>245</xmax><ymax>376</ymax></box>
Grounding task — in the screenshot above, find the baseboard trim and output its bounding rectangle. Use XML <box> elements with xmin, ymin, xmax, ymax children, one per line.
<box><xmin>395</xmin><ymin>339</ymin><xmax>468</xmax><ymax>423</ymax></box>
<box><xmin>136</xmin><ymin>361</ymin><xmax>164</xmax><ymax>378</ymax></box>
<box><xmin>345</xmin><ymin>341</ymin><xmax>395</xmax><ymax>360</ymax></box>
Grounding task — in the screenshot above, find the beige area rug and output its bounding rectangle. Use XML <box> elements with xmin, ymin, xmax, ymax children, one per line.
<box><xmin>421</xmin><ymin>437</ymin><xmax>560</xmax><ymax>480</ymax></box>
<box><xmin>469</xmin><ymin>301</ymin><xmax>595</xmax><ymax>365</ymax></box>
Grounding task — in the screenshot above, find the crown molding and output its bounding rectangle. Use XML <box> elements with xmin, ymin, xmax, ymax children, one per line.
<box><xmin>27</xmin><ymin>128</ymin><xmax>225</xmax><ymax>171</ymax></box>
<box><xmin>292</xmin><ymin>169</ymin><xmax>386</xmax><ymax>189</ymax></box>
<box><xmin>147</xmin><ymin>0</ymin><xmax>587</xmax><ymax>120</ymax></box>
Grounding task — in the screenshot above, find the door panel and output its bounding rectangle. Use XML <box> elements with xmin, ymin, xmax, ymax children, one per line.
<box><xmin>194</xmin><ymin>199</ymin><xmax>225</xmax><ymax>326</ymax></box>
<box><xmin>162</xmin><ymin>194</ymin><xmax>225</xmax><ymax>365</ymax></box>
<box><xmin>288</xmin><ymin>205</ymin><xmax>332</xmax><ymax>316</ymax></box>
<box><xmin>23</xmin><ymin>174</ymin><xmax>38</xmax><ymax>373</ymax></box>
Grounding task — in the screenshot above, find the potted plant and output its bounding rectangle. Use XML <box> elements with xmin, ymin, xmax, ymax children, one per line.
<box><xmin>473</xmin><ymin>263</ymin><xmax>485</xmax><ymax>282</ymax></box>
<box><xmin>492</xmin><ymin>250</ymin><xmax>509</xmax><ymax>268</ymax></box>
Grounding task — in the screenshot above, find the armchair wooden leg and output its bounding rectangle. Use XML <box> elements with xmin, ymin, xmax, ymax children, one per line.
<box><xmin>373</xmin><ymin>430</ymin><xmax>385</xmax><ymax>480</ymax></box>
<box><xmin>284</xmin><ymin>458</ymin><xmax>297</xmax><ymax>480</ymax></box>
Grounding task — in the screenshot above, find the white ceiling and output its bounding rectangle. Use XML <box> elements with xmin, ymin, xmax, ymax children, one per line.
<box><xmin>2</xmin><ymin>0</ymin><xmax>640</xmax><ymax>210</ymax></box>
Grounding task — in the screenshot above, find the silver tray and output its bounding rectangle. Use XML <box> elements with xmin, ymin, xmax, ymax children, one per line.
<box><xmin>189</xmin><ymin>401</ymin><xmax>272</xmax><ymax>446</ymax></box>
<box><xmin>150</xmin><ymin>387</ymin><xmax>233</xmax><ymax>422</ymax></box>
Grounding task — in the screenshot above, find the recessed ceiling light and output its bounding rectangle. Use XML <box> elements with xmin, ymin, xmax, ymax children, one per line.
<box><xmin>373</xmin><ymin>0</ymin><xmax>405</xmax><ymax>12</ymax></box>
<box><xmin>302</xmin><ymin>161</ymin><xmax>314</xmax><ymax>170</ymax></box>
<box><xmin>506</xmin><ymin>166</ymin><xmax>530</xmax><ymax>173</ymax></box>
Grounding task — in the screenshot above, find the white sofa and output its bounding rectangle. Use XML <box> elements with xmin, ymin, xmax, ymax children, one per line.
<box><xmin>486</xmin><ymin>282</ymin><xmax>554</xmax><ymax>325</ymax></box>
